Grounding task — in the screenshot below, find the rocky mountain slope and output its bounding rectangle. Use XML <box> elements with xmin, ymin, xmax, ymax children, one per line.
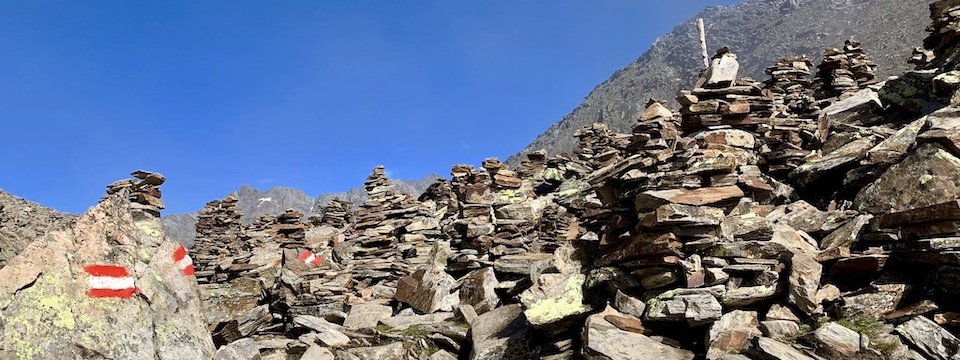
<box><xmin>162</xmin><ymin>176</ymin><xmax>439</xmax><ymax>245</ymax></box>
<box><xmin>6</xmin><ymin>1</ymin><xmax>960</xmax><ymax>360</ymax></box>
<box><xmin>509</xmin><ymin>0</ymin><xmax>930</xmax><ymax>164</ymax></box>
<box><xmin>0</xmin><ymin>189</ymin><xmax>76</xmax><ymax>267</ymax></box>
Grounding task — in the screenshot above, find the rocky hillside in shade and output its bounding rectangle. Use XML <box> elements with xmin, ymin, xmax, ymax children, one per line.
<box><xmin>508</xmin><ymin>0</ymin><xmax>930</xmax><ymax>164</ymax></box>
<box><xmin>0</xmin><ymin>189</ymin><xmax>76</xmax><ymax>267</ymax></box>
<box><xmin>162</xmin><ymin>176</ymin><xmax>439</xmax><ymax>245</ymax></box>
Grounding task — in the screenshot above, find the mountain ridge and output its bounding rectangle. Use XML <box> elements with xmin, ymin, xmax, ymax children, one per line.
<box><xmin>507</xmin><ymin>0</ymin><xmax>930</xmax><ymax>164</ymax></box>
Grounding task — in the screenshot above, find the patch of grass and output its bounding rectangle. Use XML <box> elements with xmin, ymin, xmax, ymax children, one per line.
<box><xmin>873</xmin><ymin>339</ymin><xmax>899</xmax><ymax>355</ymax></box>
<box><xmin>837</xmin><ymin>316</ymin><xmax>884</xmax><ymax>337</ymax></box>
<box><xmin>783</xmin><ymin>323</ymin><xmax>814</xmax><ymax>344</ymax></box>
<box><xmin>399</xmin><ymin>325</ymin><xmax>435</xmax><ymax>337</ymax></box>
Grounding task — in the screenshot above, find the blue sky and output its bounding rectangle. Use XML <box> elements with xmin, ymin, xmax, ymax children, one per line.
<box><xmin>0</xmin><ymin>0</ymin><xmax>737</xmax><ymax>214</ymax></box>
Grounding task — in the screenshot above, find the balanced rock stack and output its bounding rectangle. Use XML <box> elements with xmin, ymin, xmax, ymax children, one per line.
<box><xmin>104</xmin><ymin>170</ymin><xmax>166</xmax><ymax>216</ymax></box>
<box><xmin>192</xmin><ymin>194</ymin><xmax>246</xmax><ymax>282</ymax></box>
<box><xmin>574</xmin><ymin>123</ymin><xmax>631</xmax><ymax>170</ymax></box>
<box><xmin>318</xmin><ymin>198</ymin><xmax>352</xmax><ymax>228</ymax></box>
<box><xmin>274</xmin><ymin>208</ymin><xmax>308</xmax><ymax>248</ymax></box>
<box><xmin>679</xmin><ymin>49</ymin><xmax>776</xmax><ymax>131</ymax></box>
<box><xmin>343</xmin><ymin>166</ymin><xmax>421</xmax><ymax>297</ymax></box>
<box><xmin>764</xmin><ymin>56</ymin><xmax>817</xmax><ymax>117</ymax></box>
<box><xmin>482</xmin><ymin>157</ymin><xmax>522</xmax><ymax>190</ymax></box>
<box><xmin>517</xmin><ymin>149</ymin><xmax>549</xmax><ymax>179</ymax></box>
<box><xmin>815</xmin><ymin>37</ymin><xmax>878</xmax><ymax>100</ymax></box>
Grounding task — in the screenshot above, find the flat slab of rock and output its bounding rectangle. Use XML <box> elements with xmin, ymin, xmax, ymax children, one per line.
<box><xmin>584</xmin><ymin>306</ymin><xmax>694</xmax><ymax>360</ymax></box>
<box><xmin>896</xmin><ymin>316</ymin><xmax>960</xmax><ymax>360</ymax></box>
<box><xmin>754</xmin><ymin>337</ymin><xmax>815</xmax><ymax>360</ymax></box>
<box><xmin>346</xmin><ymin>342</ymin><xmax>405</xmax><ymax>360</ymax></box>
<box><xmin>635</xmin><ymin>186</ymin><xmax>744</xmax><ymax>211</ymax></box>
<box><xmin>343</xmin><ymin>303</ymin><xmax>392</xmax><ymax>330</ymax></box>
<box><xmin>791</xmin><ymin>135</ymin><xmax>879</xmax><ymax>187</ymax></box>
<box><xmin>857</xmin><ymin>143</ymin><xmax>960</xmax><ymax>214</ymax></box>
<box><xmin>645</xmin><ymin>293</ymin><xmax>722</xmax><ymax>326</ymax></box>
<box><xmin>804</xmin><ymin>322</ymin><xmax>869</xmax><ymax>359</ymax></box>
<box><xmin>213</xmin><ymin>338</ymin><xmax>261</xmax><ymax>360</ymax></box>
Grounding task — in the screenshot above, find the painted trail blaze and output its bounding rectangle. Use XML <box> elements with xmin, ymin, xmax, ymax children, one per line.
<box><xmin>173</xmin><ymin>245</ymin><xmax>195</xmax><ymax>276</ymax></box>
<box><xmin>84</xmin><ymin>265</ymin><xmax>138</xmax><ymax>298</ymax></box>
<box><xmin>298</xmin><ymin>250</ymin><xmax>323</xmax><ymax>266</ymax></box>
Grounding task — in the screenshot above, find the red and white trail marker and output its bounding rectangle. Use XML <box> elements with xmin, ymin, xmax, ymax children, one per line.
<box><xmin>298</xmin><ymin>250</ymin><xmax>323</xmax><ymax>266</ymax></box>
<box><xmin>84</xmin><ymin>265</ymin><xmax>139</xmax><ymax>299</ymax></box>
<box><xmin>172</xmin><ymin>245</ymin><xmax>195</xmax><ymax>276</ymax></box>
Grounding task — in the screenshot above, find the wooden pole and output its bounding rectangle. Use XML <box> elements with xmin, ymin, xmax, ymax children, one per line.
<box><xmin>697</xmin><ymin>18</ymin><xmax>709</xmax><ymax>70</ymax></box>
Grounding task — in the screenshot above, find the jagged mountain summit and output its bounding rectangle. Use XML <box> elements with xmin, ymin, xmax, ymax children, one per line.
<box><xmin>509</xmin><ymin>0</ymin><xmax>930</xmax><ymax>164</ymax></box>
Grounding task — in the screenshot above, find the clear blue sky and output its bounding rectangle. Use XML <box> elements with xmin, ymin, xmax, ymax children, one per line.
<box><xmin>0</xmin><ymin>0</ymin><xmax>737</xmax><ymax>214</ymax></box>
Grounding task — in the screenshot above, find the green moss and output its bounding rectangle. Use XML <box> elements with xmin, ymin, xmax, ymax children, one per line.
<box><xmin>523</xmin><ymin>274</ymin><xmax>590</xmax><ymax>325</ymax></box>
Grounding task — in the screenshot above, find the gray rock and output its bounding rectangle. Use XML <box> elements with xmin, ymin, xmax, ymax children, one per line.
<box><xmin>645</xmin><ymin>293</ymin><xmax>723</xmax><ymax>326</ymax></box>
<box><xmin>300</xmin><ymin>345</ymin><xmax>334</xmax><ymax>360</ymax></box>
<box><xmin>838</xmin><ymin>283</ymin><xmax>906</xmax><ymax>320</ymax></box>
<box><xmin>857</xmin><ymin>143</ymin><xmax>960</xmax><ymax>214</ymax></box>
<box><xmin>760</xmin><ymin>320</ymin><xmax>800</xmax><ymax>341</ymax></box>
<box><xmin>584</xmin><ymin>306</ymin><xmax>694</xmax><ymax>360</ymax></box>
<box><xmin>459</xmin><ymin>267</ymin><xmax>500</xmax><ymax>314</ymax></box>
<box><xmin>896</xmin><ymin>316</ymin><xmax>960</xmax><ymax>360</ymax></box>
<box><xmin>788</xmin><ymin>252</ymin><xmax>822</xmax><ymax>315</ymax></box>
<box><xmin>380</xmin><ymin>312</ymin><xmax>453</xmax><ymax>330</ymax></box>
<box><xmin>754</xmin><ymin>337</ymin><xmax>815</xmax><ymax>360</ymax></box>
<box><xmin>342</xmin><ymin>303</ymin><xmax>392</xmax><ymax>330</ymax></box>
<box><xmin>214</xmin><ymin>339</ymin><xmax>261</xmax><ymax>360</ymax></box>
<box><xmin>429</xmin><ymin>350</ymin><xmax>459</xmax><ymax>360</ymax></box>
<box><xmin>822</xmin><ymin>88</ymin><xmax>883</xmax><ymax>125</ymax></box>
<box><xmin>470</xmin><ymin>304</ymin><xmax>540</xmax><ymax>360</ymax></box>
<box><xmin>804</xmin><ymin>322</ymin><xmax>872</xmax><ymax>359</ymax></box>
<box><xmin>819</xmin><ymin>214</ymin><xmax>872</xmax><ymax>256</ymax></box>
<box><xmin>613</xmin><ymin>290</ymin><xmax>646</xmax><ymax>318</ymax></box>
<box><xmin>347</xmin><ymin>342</ymin><xmax>406</xmax><ymax>360</ymax></box>
<box><xmin>702</xmin><ymin>52</ymin><xmax>740</xmax><ymax>88</ymax></box>
<box><xmin>520</xmin><ymin>273</ymin><xmax>591</xmax><ymax>327</ymax></box>
<box><xmin>706</xmin><ymin>310</ymin><xmax>761</xmax><ymax>360</ymax></box>
<box><xmin>0</xmin><ymin>191</ymin><xmax>216</xmax><ymax>359</ymax></box>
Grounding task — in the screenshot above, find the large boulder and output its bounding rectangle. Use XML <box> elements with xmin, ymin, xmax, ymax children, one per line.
<box><xmin>857</xmin><ymin>143</ymin><xmax>960</xmax><ymax>214</ymax></box>
<box><xmin>0</xmin><ymin>191</ymin><xmax>216</xmax><ymax>359</ymax></box>
<box><xmin>520</xmin><ymin>272</ymin><xmax>591</xmax><ymax>327</ymax></box>
<box><xmin>706</xmin><ymin>310</ymin><xmax>761</xmax><ymax>359</ymax></box>
<box><xmin>470</xmin><ymin>304</ymin><xmax>541</xmax><ymax>360</ymax></box>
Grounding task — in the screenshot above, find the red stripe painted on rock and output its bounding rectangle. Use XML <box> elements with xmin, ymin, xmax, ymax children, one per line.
<box><xmin>88</xmin><ymin>288</ymin><xmax>139</xmax><ymax>299</ymax></box>
<box><xmin>173</xmin><ymin>245</ymin><xmax>187</xmax><ymax>261</ymax></box>
<box><xmin>84</xmin><ymin>264</ymin><xmax>130</xmax><ymax>277</ymax></box>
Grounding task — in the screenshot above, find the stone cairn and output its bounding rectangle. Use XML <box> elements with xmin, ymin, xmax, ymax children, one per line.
<box><xmin>815</xmin><ymin>37</ymin><xmax>878</xmax><ymax>99</ymax></box>
<box><xmin>318</xmin><ymin>198</ymin><xmax>352</xmax><ymax>228</ymax></box>
<box><xmin>105</xmin><ymin>170</ymin><xmax>166</xmax><ymax>216</ymax></box>
<box><xmin>765</xmin><ymin>56</ymin><xmax>817</xmax><ymax>117</ymax></box>
<box><xmin>192</xmin><ymin>194</ymin><xmax>246</xmax><ymax>283</ymax></box>
<box><xmin>343</xmin><ymin>166</ymin><xmax>421</xmax><ymax>297</ymax></box>
<box><xmin>191</xmin><ymin>4</ymin><xmax>960</xmax><ymax>358</ymax></box>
